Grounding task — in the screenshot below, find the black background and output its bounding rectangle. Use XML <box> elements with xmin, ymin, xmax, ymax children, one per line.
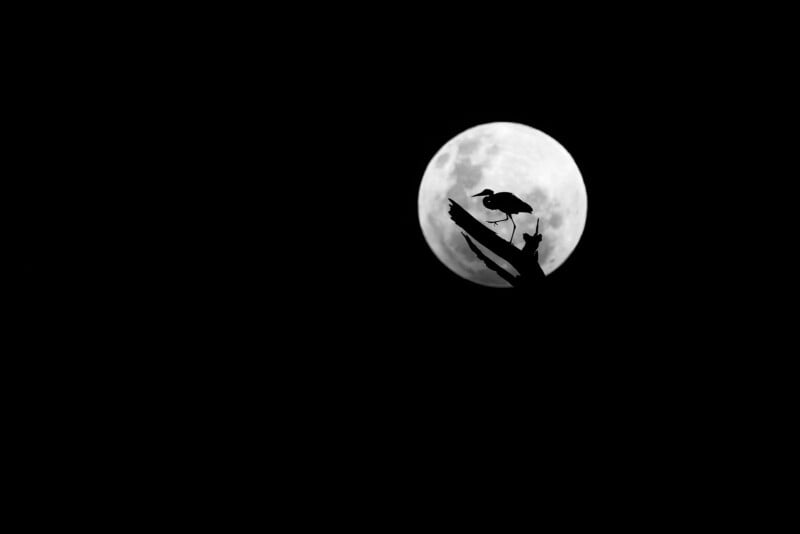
<box><xmin>296</xmin><ymin>61</ymin><xmax>702</xmax><ymax>348</ymax></box>
<box><xmin>180</xmin><ymin>27</ymin><xmax>792</xmax><ymax>488</ymax></box>
<box><xmin>24</xmin><ymin>9</ymin><xmax>795</xmax><ymax>510</ymax></box>
<box><xmin>196</xmin><ymin>22</ymin><xmax>789</xmax><ymax>386</ymax></box>
<box><xmin>6</xmin><ymin>8</ymin><xmax>796</xmax><ymax>520</ymax></box>
<box><xmin>98</xmin><ymin>9</ymin><xmax>791</xmax><ymax>434</ymax></box>
<box><xmin>221</xmin><ymin>57</ymin><xmax>718</xmax><ymax>412</ymax></box>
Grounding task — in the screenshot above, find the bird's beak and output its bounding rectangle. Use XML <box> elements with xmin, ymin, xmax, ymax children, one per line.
<box><xmin>472</xmin><ymin>191</ymin><xmax>488</xmax><ymax>197</ymax></box>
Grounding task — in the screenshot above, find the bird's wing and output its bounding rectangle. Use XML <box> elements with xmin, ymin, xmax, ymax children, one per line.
<box><xmin>496</xmin><ymin>192</ymin><xmax>533</xmax><ymax>213</ymax></box>
<box><xmin>510</xmin><ymin>198</ymin><xmax>533</xmax><ymax>213</ymax></box>
<box><xmin>517</xmin><ymin>197</ymin><xmax>534</xmax><ymax>213</ymax></box>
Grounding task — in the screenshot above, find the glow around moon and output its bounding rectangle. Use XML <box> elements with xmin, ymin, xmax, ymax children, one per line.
<box><xmin>418</xmin><ymin>122</ymin><xmax>587</xmax><ymax>287</ymax></box>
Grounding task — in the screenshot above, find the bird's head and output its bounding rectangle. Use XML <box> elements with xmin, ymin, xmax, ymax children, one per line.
<box><xmin>471</xmin><ymin>188</ymin><xmax>494</xmax><ymax>197</ymax></box>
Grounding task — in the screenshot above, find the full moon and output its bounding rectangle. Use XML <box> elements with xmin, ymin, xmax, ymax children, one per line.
<box><xmin>418</xmin><ymin>122</ymin><xmax>587</xmax><ymax>287</ymax></box>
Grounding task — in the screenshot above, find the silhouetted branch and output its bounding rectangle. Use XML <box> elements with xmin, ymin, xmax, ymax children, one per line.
<box><xmin>448</xmin><ymin>200</ymin><xmax>522</xmax><ymax>265</ymax></box>
<box><xmin>448</xmin><ymin>198</ymin><xmax>545</xmax><ymax>288</ymax></box>
<box><xmin>462</xmin><ymin>233</ymin><xmax>519</xmax><ymax>286</ymax></box>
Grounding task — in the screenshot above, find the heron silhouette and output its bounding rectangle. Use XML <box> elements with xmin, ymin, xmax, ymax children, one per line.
<box><xmin>472</xmin><ymin>189</ymin><xmax>533</xmax><ymax>243</ymax></box>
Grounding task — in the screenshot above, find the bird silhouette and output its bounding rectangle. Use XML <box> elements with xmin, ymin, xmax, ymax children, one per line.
<box><xmin>472</xmin><ymin>189</ymin><xmax>534</xmax><ymax>243</ymax></box>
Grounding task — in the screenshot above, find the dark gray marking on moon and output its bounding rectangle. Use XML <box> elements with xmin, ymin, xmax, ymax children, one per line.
<box><xmin>529</xmin><ymin>187</ymin><xmax>549</xmax><ymax>210</ymax></box>
<box><xmin>548</xmin><ymin>212</ymin><xmax>563</xmax><ymax>229</ymax></box>
<box><xmin>487</xmin><ymin>144</ymin><xmax>500</xmax><ymax>156</ymax></box>
<box><xmin>445</xmin><ymin>158</ymin><xmax>485</xmax><ymax>209</ymax></box>
<box><xmin>457</xmin><ymin>137</ymin><xmax>481</xmax><ymax>156</ymax></box>
<box><xmin>451</xmin><ymin>159</ymin><xmax>484</xmax><ymax>189</ymax></box>
<box><xmin>435</xmin><ymin>153</ymin><xmax>450</xmax><ymax>168</ymax></box>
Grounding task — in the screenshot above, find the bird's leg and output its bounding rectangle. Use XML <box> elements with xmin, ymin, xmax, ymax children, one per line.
<box><xmin>509</xmin><ymin>215</ymin><xmax>516</xmax><ymax>243</ymax></box>
<box><xmin>486</xmin><ymin>214</ymin><xmax>510</xmax><ymax>225</ymax></box>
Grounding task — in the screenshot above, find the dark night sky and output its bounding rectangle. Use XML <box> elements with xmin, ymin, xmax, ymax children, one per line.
<box><xmin>104</xmin><ymin>13</ymin><xmax>794</xmax><ymax>466</ymax></box>
<box><xmin>297</xmin><ymin>54</ymin><xmax>772</xmax><ymax>360</ymax></box>
<box><xmin>55</xmin><ymin>8</ymin><xmax>791</xmax><ymax>485</ymax></box>
<box><xmin>201</xmin><ymin>21</ymin><xmax>786</xmax><ymax>376</ymax></box>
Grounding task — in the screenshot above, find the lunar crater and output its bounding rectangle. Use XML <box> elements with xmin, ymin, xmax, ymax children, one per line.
<box><xmin>548</xmin><ymin>213</ymin><xmax>563</xmax><ymax>228</ymax></box>
<box><xmin>457</xmin><ymin>137</ymin><xmax>482</xmax><ymax>156</ymax></box>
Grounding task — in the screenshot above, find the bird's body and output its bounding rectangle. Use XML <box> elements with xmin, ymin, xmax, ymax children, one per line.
<box><xmin>479</xmin><ymin>191</ymin><xmax>533</xmax><ymax>215</ymax></box>
<box><xmin>472</xmin><ymin>188</ymin><xmax>533</xmax><ymax>243</ymax></box>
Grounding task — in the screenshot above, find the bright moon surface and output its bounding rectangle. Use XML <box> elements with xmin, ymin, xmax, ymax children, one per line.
<box><xmin>418</xmin><ymin>122</ymin><xmax>587</xmax><ymax>287</ymax></box>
